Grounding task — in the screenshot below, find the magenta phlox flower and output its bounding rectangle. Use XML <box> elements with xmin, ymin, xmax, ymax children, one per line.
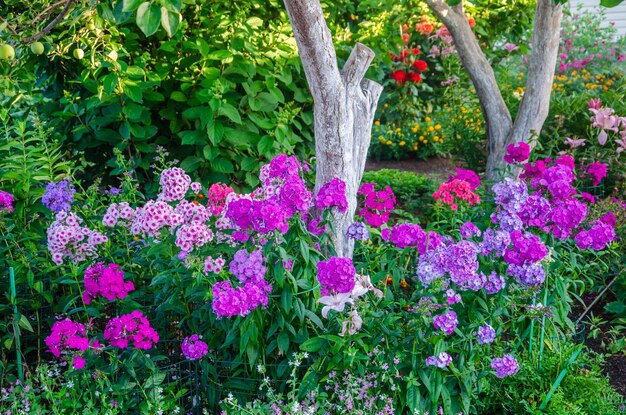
<box><xmin>587</xmin><ymin>98</ymin><xmax>601</xmax><ymax>110</ymax></box>
<box><xmin>504</xmin><ymin>142</ymin><xmax>530</xmax><ymax>164</ymax></box>
<box><xmin>358</xmin><ymin>183</ymin><xmax>396</xmax><ymax>228</ymax></box>
<box><xmin>549</xmin><ymin>198</ymin><xmax>587</xmax><ymax>239</ymax></box>
<box><xmin>585</xmin><ymin>162</ymin><xmax>607</xmax><ymax>186</ymax></box>
<box><xmin>491</xmin><ymin>354</ymin><xmax>520</xmax><ymax>378</ymax></box>
<box><xmin>104</xmin><ymin>311</ymin><xmax>159</xmax><ymax>349</ymax></box>
<box><xmin>207</xmin><ymin>183</ymin><xmax>234</xmax><ymax>216</ymax></box>
<box><xmin>181</xmin><ymin>334</ymin><xmax>209</xmax><ymax>360</ymax></box>
<box><xmin>315</xmin><ymin>178</ymin><xmax>348</xmax><ymax>213</ymax></box>
<box><xmin>504</xmin><ymin>231</ymin><xmax>548</xmax><ymax>266</ymax></box>
<box><xmin>45</xmin><ymin>319</ymin><xmax>90</xmax><ymax>358</ymax></box>
<box><xmin>317</xmin><ymin>257</ymin><xmax>356</xmax><ymax>295</ymax></box>
<box><xmin>0</xmin><ymin>190</ymin><xmax>14</xmax><ymax>213</ymax></box>
<box><xmin>449</xmin><ymin>168</ymin><xmax>481</xmax><ymax>190</ymax></box>
<box><xmin>574</xmin><ymin>220</ymin><xmax>615</xmax><ymax>250</ymax></box>
<box><xmin>83</xmin><ymin>262</ymin><xmax>134</xmax><ymax>304</ymax></box>
<box><xmin>459</xmin><ymin>222</ymin><xmax>481</xmax><ymax>239</ymax></box>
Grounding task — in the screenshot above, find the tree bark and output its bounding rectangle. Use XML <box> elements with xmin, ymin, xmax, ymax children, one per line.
<box><xmin>283</xmin><ymin>0</ymin><xmax>382</xmax><ymax>258</ymax></box>
<box><xmin>423</xmin><ymin>0</ymin><xmax>562</xmax><ymax>180</ymax></box>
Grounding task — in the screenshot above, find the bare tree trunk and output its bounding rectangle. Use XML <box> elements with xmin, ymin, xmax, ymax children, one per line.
<box><xmin>283</xmin><ymin>0</ymin><xmax>382</xmax><ymax>257</ymax></box>
<box><xmin>423</xmin><ymin>0</ymin><xmax>562</xmax><ymax>180</ymax></box>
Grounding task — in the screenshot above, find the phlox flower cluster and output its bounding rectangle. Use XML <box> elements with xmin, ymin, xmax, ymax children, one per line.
<box><xmin>211</xmin><ymin>279</ymin><xmax>272</xmax><ymax>318</ymax></box>
<box><xmin>102</xmin><ymin>202</ymin><xmax>136</xmax><ymax>227</ymax></box>
<box><xmin>181</xmin><ymin>334</ymin><xmax>209</xmax><ymax>360</ymax></box>
<box><xmin>175</xmin><ymin>221</ymin><xmax>214</xmax><ymax>253</ymax></box>
<box><xmin>206</xmin><ymin>183</ymin><xmax>234</xmax><ymax>216</ymax></box>
<box><xmin>317</xmin><ymin>257</ymin><xmax>356</xmax><ymax>296</ymax></box>
<box><xmin>259</xmin><ymin>154</ymin><xmax>312</xmax><ymax>217</ymax></box>
<box><xmin>42</xmin><ymin>179</ymin><xmax>76</xmax><ymax>212</ymax></box>
<box><xmin>104</xmin><ymin>311</ymin><xmax>159</xmax><ymax>350</ymax></box>
<box><xmin>433</xmin><ymin>310</ymin><xmax>458</xmax><ymax>335</ymax></box>
<box><xmin>224</xmin><ymin>197</ymin><xmax>288</xmax><ymax>241</ymax></box>
<box><xmin>357</xmin><ymin>183</ymin><xmax>396</xmax><ymax>228</ymax></box>
<box><xmin>47</xmin><ymin>211</ymin><xmax>108</xmax><ymax>265</ymax></box>
<box><xmin>449</xmin><ymin>168</ymin><xmax>480</xmax><ymax>190</ymax></box>
<box><xmin>346</xmin><ymin>221</ymin><xmax>369</xmax><ymax>240</ymax></box>
<box><xmin>83</xmin><ymin>262</ymin><xmax>135</xmax><ymax>304</ymax></box>
<box><xmin>575</xmin><ymin>218</ymin><xmax>616</xmax><ymax>250</ymax></box>
<box><xmin>0</xmin><ymin>190</ymin><xmax>14</xmax><ymax>213</ymax></box>
<box><xmin>45</xmin><ymin>319</ymin><xmax>91</xmax><ymax>358</ymax></box>
<box><xmin>425</xmin><ymin>352</ymin><xmax>452</xmax><ymax>368</ymax></box>
<box><xmin>460</xmin><ymin>222</ymin><xmax>481</xmax><ymax>239</ymax></box>
<box><xmin>491</xmin><ymin>354</ymin><xmax>520</xmax><ymax>378</ymax></box>
<box><xmin>204</xmin><ymin>255</ymin><xmax>226</xmax><ymax>274</ymax></box>
<box><xmin>212</xmin><ymin>249</ymin><xmax>272</xmax><ymax>318</ymax></box>
<box><xmin>129</xmin><ymin>200</ymin><xmax>183</xmax><ymax>239</ymax></box>
<box><xmin>382</xmin><ymin>223</ymin><xmax>428</xmax><ymax>250</ymax></box>
<box><xmin>432</xmin><ymin>178</ymin><xmax>480</xmax><ymax>211</ymax></box>
<box><xmin>476</xmin><ymin>324</ymin><xmax>496</xmax><ymax>344</ymax></box>
<box><xmin>315</xmin><ymin>178</ymin><xmax>348</xmax><ymax>213</ymax></box>
<box><xmin>483</xmin><ymin>271</ymin><xmax>506</xmax><ymax>294</ymax></box>
<box><xmin>584</xmin><ymin>162</ymin><xmax>607</xmax><ymax>186</ymax></box>
<box><xmin>158</xmin><ymin>167</ymin><xmax>191</xmax><ymax>202</ymax></box>
<box><xmin>504</xmin><ymin>142</ymin><xmax>530</xmax><ymax>164</ymax></box>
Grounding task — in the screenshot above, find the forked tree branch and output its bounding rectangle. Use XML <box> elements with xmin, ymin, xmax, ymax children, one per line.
<box><xmin>22</xmin><ymin>0</ymin><xmax>76</xmax><ymax>43</ymax></box>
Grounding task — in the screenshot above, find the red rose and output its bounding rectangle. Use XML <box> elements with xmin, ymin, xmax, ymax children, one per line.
<box><xmin>409</xmin><ymin>72</ymin><xmax>422</xmax><ymax>83</ymax></box>
<box><xmin>391</xmin><ymin>70</ymin><xmax>408</xmax><ymax>84</ymax></box>
<box><xmin>412</xmin><ymin>47</ymin><xmax>421</xmax><ymax>55</ymax></box>
<box><xmin>413</xmin><ymin>60</ymin><xmax>428</xmax><ymax>72</ymax></box>
<box><xmin>402</xmin><ymin>33</ymin><xmax>410</xmax><ymax>44</ymax></box>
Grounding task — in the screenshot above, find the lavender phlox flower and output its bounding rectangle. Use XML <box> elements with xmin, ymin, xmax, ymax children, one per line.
<box><xmin>476</xmin><ymin>324</ymin><xmax>496</xmax><ymax>344</ymax></box>
<box><xmin>425</xmin><ymin>352</ymin><xmax>452</xmax><ymax>368</ymax></box>
<box><xmin>346</xmin><ymin>221</ymin><xmax>369</xmax><ymax>240</ymax></box>
<box><xmin>491</xmin><ymin>354</ymin><xmax>520</xmax><ymax>378</ymax></box>
<box><xmin>42</xmin><ymin>179</ymin><xmax>76</xmax><ymax>212</ymax></box>
<box><xmin>433</xmin><ymin>310</ymin><xmax>458</xmax><ymax>335</ymax></box>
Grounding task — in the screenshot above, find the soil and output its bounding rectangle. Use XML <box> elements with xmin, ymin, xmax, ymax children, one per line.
<box><xmin>365</xmin><ymin>156</ymin><xmax>458</xmax><ymax>180</ymax></box>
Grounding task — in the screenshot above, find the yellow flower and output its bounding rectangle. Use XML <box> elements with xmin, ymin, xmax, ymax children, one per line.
<box><xmin>434</xmin><ymin>124</ymin><xmax>441</xmax><ymax>130</ymax></box>
<box><xmin>386</xmin><ymin>140</ymin><xmax>392</xmax><ymax>145</ymax></box>
<box><xmin>433</xmin><ymin>136</ymin><xmax>439</xmax><ymax>141</ymax></box>
<box><xmin>374</xmin><ymin>120</ymin><xmax>380</xmax><ymax>126</ymax></box>
<box><xmin>427</xmin><ymin>126</ymin><xmax>434</xmax><ymax>132</ymax></box>
<box><xmin>399</xmin><ymin>141</ymin><xmax>406</xmax><ymax>146</ymax></box>
<box><xmin>425</xmin><ymin>116</ymin><xmax>431</xmax><ymax>123</ymax></box>
<box><xmin>413</xmin><ymin>145</ymin><xmax>418</xmax><ymax>151</ymax></box>
<box><xmin>423</xmin><ymin>139</ymin><xmax>428</xmax><ymax>143</ymax></box>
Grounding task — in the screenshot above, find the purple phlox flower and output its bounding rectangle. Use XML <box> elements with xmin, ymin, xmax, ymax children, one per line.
<box><xmin>491</xmin><ymin>354</ymin><xmax>520</xmax><ymax>378</ymax></box>
<box><xmin>484</xmin><ymin>271</ymin><xmax>506</xmax><ymax>294</ymax></box>
<box><xmin>181</xmin><ymin>334</ymin><xmax>209</xmax><ymax>360</ymax></box>
<box><xmin>346</xmin><ymin>221</ymin><xmax>369</xmax><ymax>240</ymax></box>
<box><xmin>508</xmin><ymin>263</ymin><xmax>546</xmax><ymax>286</ymax></box>
<box><xmin>460</xmin><ymin>221</ymin><xmax>481</xmax><ymax>239</ymax></box>
<box><xmin>476</xmin><ymin>324</ymin><xmax>496</xmax><ymax>344</ymax></box>
<box><xmin>318</xmin><ymin>292</ymin><xmax>354</xmax><ymax>318</ymax></box>
<box><xmin>158</xmin><ymin>167</ymin><xmax>191</xmax><ymax>202</ymax></box>
<box><xmin>425</xmin><ymin>352</ymin><xmax>452</xmax><ymax>368</ymax></box>
<box><xmin>42</xmin><ymin>179</ymin><xmax>76</xmax><ymax>212</ymax></box>
<box><xmin>503</xmin><ymin>231</ymin><xmax>548</xmax><ymax>266</ymax></box>
<box><xmin>433</xmin><ymin>310</ymin><xmax>458</xmax><ymax>335</ymax></box>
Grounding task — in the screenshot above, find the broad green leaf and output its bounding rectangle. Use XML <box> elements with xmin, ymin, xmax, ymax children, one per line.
<box><xmin>211</xmin><ymin>157</ymin><xmax>234</xmax><ymax>173</ymax></box>
<box><xmin>144</xmin><ymin>372</ymin><xmax>165</xmax><ymax>388</ymax></box>
<box><xmin>136</xmin><ymin>2</ymin><xmax>161</xmax><ymax>37</ymax></box>
<box><xmin>277</xmin><ymin>331</ymin><xmax>289</xmax><ymax>353</ymax></box>
<box><xmin>170</xmin><ymin>91</ymin><xmax>186</xmax><ymax>102</ymax></box>
<box><xmin>206</xmin><ymin>50</ymin><xmax>232</xmax><ymax>60</ymax></box>
<box><xmin>300</xmin><ymin>337</ymin><xmax>325</xmax><ymax>353</ymax></box>
<box><xmin>123</xmin><ymin>0</ymin><xmax>143</xmax><ymax>12</ymax></box>
<box><xmin>218</xmin><ymin>103</ymin><xmax>242</xmax><ymax>124</ymax></box>
<box><xmin>257</xmin><ymin>135</ymin><xmax>274</xmax><ymax>155</ymax></box>
<box><xmin>160</xmin><ymin>8</ymin><xmax>181</xmax><ymax>37</ymax></box>
<box><xmin>180</xmin><ymin>156</ymin><xmax>203</xmax><ymax>172</ymax></box>
<box><xmin>601</xmin><ymin>0</ymin><xmax>624</xmax><ymax>6</ymax></box>
<box><xmin>18</xmin><ymin>314</ymin><xmax>34</xmax><ymax>332</ymax></box>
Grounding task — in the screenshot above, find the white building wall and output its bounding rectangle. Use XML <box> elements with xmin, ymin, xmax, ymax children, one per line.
<box><xmin>569</xmin><ymin>0</ymin><xmax>626</xmax><ymax>38</ymax></box>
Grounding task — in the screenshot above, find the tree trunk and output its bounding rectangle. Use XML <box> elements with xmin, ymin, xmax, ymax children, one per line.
<box><xmin>423</xmin><ymin>0</ymin><xmax>562</xmax><ymax>180</ymax></box>
<box><xmin>283</xmin><ymin>0</ymin><xmax>382</xmax><ymax>258</ymax></box>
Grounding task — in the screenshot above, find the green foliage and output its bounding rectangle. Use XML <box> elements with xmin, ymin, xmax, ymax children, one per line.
<box><xmin>0</xmin><ymin>0</ymin><xmax>313</xmax><ymax>190</ymax></box>
<box><xmin>361</xmin><ymin>169</ymin><xmax>437</xmax><ymax>222</ymax></box>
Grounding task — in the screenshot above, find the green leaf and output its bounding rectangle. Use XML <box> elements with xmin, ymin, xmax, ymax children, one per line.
<box><xmin>246</xmin><ymin>17</ymin><xmax>263</xmax><ymax>28</ymax></box>
<box><xmin>257</xmin><ymin>135</ymin><xmax>274</xmax><ymax>156</ymax></box>
<box><xmin>170</xmin><ymin>91</ymin><xmax>186</xmax><ymax>102</ymax></box>
<box><xmin>180</xmin><ymin>156</ymin><xmax>203</xmax><ymax>172</ymax></box>
<box><xmin>211</xmin><ymin>157</ymin><xmax>234</xmax><ymax>173</ymax></box>
<box><xmin>600</xmin><ymin>0</ymin><xmax>623</xmax><ymax>6</ymax></box>
<box><xmin>126</xmin><ymin>66</ymin><xmax>145</xmax><ymax>79</ymax></box>
<box><xmin>160</xmin><ymin>8</ymin><xmax>180</xmax><ymax>37</ymax></box>
<box><xmin>136</xmin><ymin>2</ymin><xmax>161</xmax><ymax>37</ymax></box>
<box><xmin>144</xmin><ymin>372</ymin><xmax>165</xmax><ymax>388</ymax></box>
<box><xmin>277</xmin><ymin>331</ymin><xmax>289</xmax><ymax>353</ymax></box>
<box><xmin>300</xmin><ymin>337</ymin><xmax>325</xmax><ymax>353</ymax></box>
<box><xmin>406</xmin><ymin>383</ymin><xmax>420</xmax><ymax>412</ymax></box>
<box><xmin>206</xmin><ymin>50</ymin><xmax>232</xmax><ymax>60</ymax></box>
<box><xmin>605</xmin><ymin>301</ymin><xmax>626</xmax><ymax>315</ymax></box>
<box><xmin>18</xmin><ymin>314</ymin><xmax>34</xmax><ymax>332</ymax></box>
<box><xmin>123</xmin><ymin>0</ymin><xmax>144</xmax><ymax>12</ymax></box>
<box><xmin>218</xmin><ymin>103</ymin><xmax>242</xmax><ymax>124</ymax></box>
